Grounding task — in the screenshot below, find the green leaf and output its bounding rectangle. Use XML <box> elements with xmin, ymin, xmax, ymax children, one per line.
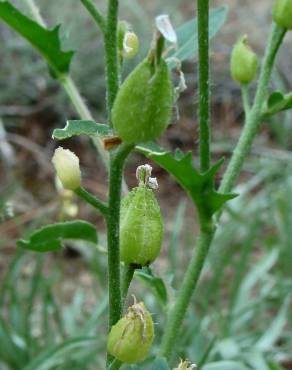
<box><xmin>136</xmin><ymin>143</ymin><xmax>237</xmax><ymax>220</ymax></box>
<box><xmin>52</xmin><ymin>120</ymin><xmax>113</xmax><ymax>140</ymax></box>
<box><xmin>135</xmin><ymin>268</ymin><xmax>168</xmax><ymax>305</ymax></box>
<box><xmin>150</xmin><ymin>357</ymin><xmax>170</xmax><ymax>370</ymax></box>
<box><xmin>0</xmin><ymin>1</ymin><xmax>74</xmax><ymax>76</ymax></box>
<box><xmin>167</xmin><ymin>6</ymin><xmax>228</xmax><ymax>69</ymax></box>
<box><xmin>264</xmin><ymin>90</ymin><xmax>292</xmax><ymax>116</ymax></box>
<box><xmin>17</xmin><ymin>221</ymin><xmax>98</xmax><ymax>252</ymax></box>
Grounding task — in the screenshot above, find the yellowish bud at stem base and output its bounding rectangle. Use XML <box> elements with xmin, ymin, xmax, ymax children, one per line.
<box><xmin>52</xmin><ymin>147</ymin><xmax>81</xmax><ymax>191</ymax></box>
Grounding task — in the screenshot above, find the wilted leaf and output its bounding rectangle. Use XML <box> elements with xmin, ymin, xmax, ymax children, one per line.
<box><xmin>52</xmin><ymin>120</ymin><xmax>112</xmax><ymax>140</ymax></box>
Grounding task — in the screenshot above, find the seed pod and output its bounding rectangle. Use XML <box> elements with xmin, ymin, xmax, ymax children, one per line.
<box><xmin>230</xmin><ymin>35</ymin><xmax>258</xmax><ymax>84</ymax></box>
<box><xmin>120</xmin><ymin>183</ymin><xmax>163</xmax><ymax>266</ymax></box>
<box><xmin>273</xmin><ymin>0</ymin><xmax>292</xmax><ymax>29</ymax></box>
<box><xmin>120</xmin><ymin>165</ymin><xmax>163</xmax><ymax>267</ymax></box>
<box><xmin>107</xmin><ymin>301</ymin><xmax>154</xmax><ymax>364</ymax></box>
<box><xmin>112</xmin><ymin>57</ymin><xmax>173</xmax><ymax>143</ymax></box>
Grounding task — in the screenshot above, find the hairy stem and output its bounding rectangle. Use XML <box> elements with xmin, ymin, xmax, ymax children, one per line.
<box><xmin>220</xmin><ymin>24</ymin><xmax>286</xmax><ymax>194</ymax></box>
<box><xmin>104</xmin><ymin>0</ymin><xmax>120</xmax><ymax>124</ymax></box>
<box><xmin>197</xmin><ymin>0</ymin><xmax>210</xmax><ymax>172</ymax></box>
<box><xmin>159</xmin><ymin>22</ymin><xmax>286</xmax><ymax>361</ymax></box>
<box><xmin>241</xmin><ymin>84</ymin><xmax>250</xmax><ymax>115</ymax></box>
<box><xmin>80</xmin><ymin>0</ymin><xmax>106</xmax><ymax>33</ymax></box>
<box><xmin>106</xmin><ymin>144</ymin><xmax>134</xmax><ymax>329</ymax></box>
<box><xmin>159</xmin><ymin>226</ymin><xmax>215</xmax><ymax>359</ymax></box>
<box><xmin>121</xmin><ymin>265</ymin><xmax>135</xmax><ymax>307</ymax></box>
<box><xmin>75</xmin><ymin>187</ymin><xmax>108</xmax><ymax>216</ymax></box>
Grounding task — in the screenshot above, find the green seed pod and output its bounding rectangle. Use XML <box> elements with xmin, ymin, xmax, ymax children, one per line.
<box><xmin>230</xmin><ymin>35</ymin><xmax>258</xmax><ymax>84</ymax></box>
<box><xmin>120</xmin><ymin>165</ymin><xmax>163</xmax><ymax>266</ymax></box>
<box><xmin>112</xmin><ymin>57</ymin><xmax>173</xmax><ymax>143</ymax></box>
<box><xmin>107</xmin><ymin>301</ymin><xmax>154</xmax><ymax>364</ymax></box>
<box><xmin>273</xmin><ymin>0</ymin><xmax>292</xmax><ymax>29</ymax></box>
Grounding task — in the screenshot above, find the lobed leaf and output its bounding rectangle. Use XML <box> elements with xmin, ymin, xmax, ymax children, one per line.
<box><xmin>17</xmin><ymin>220</ymin><xmax>98</xmax><ymax>252</ymax></box>
<box><xmin>0</xmin><ymin>1</ymin><xmax>74</xmax><ymax>76</ymax></box>
<box><xmin>167</xmin><ymin>6</ymin><xmax>228</xmax><ymax>69</ymax></box>
<box><xmin>52</xmin><ymin>120</ymin><xmax>112</xmax><ymax>140</ymax></box>
<box><xmin>136</xmin><ymin>143</ymin><xmax>237</xmax><ymax>220</ymax></box>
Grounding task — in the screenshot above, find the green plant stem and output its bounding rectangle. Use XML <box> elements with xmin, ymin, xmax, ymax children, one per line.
<box><xmin>104</xmin><ymin>0</ymin><xmax>120</xmax><ymax>124</ymax></box>
<box><xmin>197</xmin><ymin>0</ymin><xmax>210</xmax><ymax>172</ymax></box>
<box><xmin>121</xmin><ymin>264</ymin><xmax>135</xmax><ymax>306</ymax></box>
<box><xmin>241</xmin><ymin>83</ymin><xmax>250</xmax><ymax>115</ymax></box>
<box><xmin>159</xmin><ymin>23</ymin><xmax>286</xmax><ymax>361</ymax></box>
<box><xmin>219</xmin><ymin>24</ymin><xmax>286</xmax><ymax>194</ymax></box>
<box><xmin>159</xmin><ymin>226</ymin><xmax>215</xmax><ymax>359</ymax></box>
<box><xmin>80</xmin><ymin>0</ymin><xmax>106</xmax><ymax>34</ymax></box>
<box><xmin>75</xmin><ymin>187</ymin><xmax>108</xmax><ymax>216</ymax></box>
<box><xmin>106</xmin><ymin>144</ymin><xmax>134</xmax><ymax>329</ymax></box>
<box><xmin>108</xmin><ymin>359</ymin><xmax>122</xmax><ymax>370</ymax></box>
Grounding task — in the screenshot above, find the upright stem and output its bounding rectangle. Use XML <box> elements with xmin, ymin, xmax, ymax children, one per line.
<box><xmin>159</xmin><ymin>23</ymin><xmax>286</xmax><ymax>361</ymax></box>
<box><xmin>241</xmin><ymin>84</ymin><xmax>250</xmax><ymax>115</ymax></box>
<box><xmin>121</xmin><ymin>265</ymin><xmax>135</xmax><ymax>307</ymax></box>
<box><xmin>104</xmin><ymin>0</ymin><xmax>120</xmax><ymax>124</ymax></box>
<box><xmin>106</xmin><ymin>144</ymin><xmax>134</xmax><ymax>331</ymax></box>
<box><xmin>219</xmin><ymin>24</ymin><xmax>286</xmax><ymax>194</ymax></box>
<box><xmin>159</xmin><ymin>226</ymin><xmax>215</xmax><ymax>359</ymax></box>
<box><xmin>80</xmin><ymin>0</ymin><xmax>106</xmax><ymax>34</ymax></box>
<box><xmin>197</xmin><ymin>0</ymin><xmax>210</xmax><ymax>172</ymax></box>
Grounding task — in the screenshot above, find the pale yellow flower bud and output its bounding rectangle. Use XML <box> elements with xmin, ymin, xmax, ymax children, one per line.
<box><xmin>52</xmin><ymin>147</ymin><xmax>81</xmax><ymax>191</ymax></box>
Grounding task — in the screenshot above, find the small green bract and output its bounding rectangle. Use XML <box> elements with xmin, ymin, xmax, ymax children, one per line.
<box><xmin>112</xmin><ymin>57</ymin><xmax>173</xmax><ymax>143</ymax></box>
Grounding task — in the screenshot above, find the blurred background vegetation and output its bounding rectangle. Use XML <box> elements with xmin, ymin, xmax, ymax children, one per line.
<box><xmin>0</xmin><ymin>0</ymin><xmax>291</xmax><ymax>369</ymax></box>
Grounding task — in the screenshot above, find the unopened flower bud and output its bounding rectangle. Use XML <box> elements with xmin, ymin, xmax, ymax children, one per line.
<box><xmin>107</xmin><ymin>300</ymin><xmax>154</xmax><ymax>364</ymax></box>
<box><xmin>273</xmin><ymin>0</ymin><xmax>292</xmax><ymax>29</ymax></box>
<box><xmin>123</xmin><ymin>31</ymin><xmax>139</xmax><ymax>59</ymax></box>
<box><xmin>230</xmin><ymin>35</ymin><xmax>258</xmax><ymax>84</ymax></box>
<box><xmin>52</xmin><ymin>147</ymin><xmax>81</xmax><ymax>191</ymax></box>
